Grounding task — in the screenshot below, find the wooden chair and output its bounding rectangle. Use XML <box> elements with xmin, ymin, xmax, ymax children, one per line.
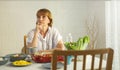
<box><xmin>21</xmin><ymin>35</ymin><xmax>28</xmax><ymax>54</ymax></box>
<box><xmin>52</xmin><ymin>48</ymin><xmax>114</xmax><ymax>70</ymax></box>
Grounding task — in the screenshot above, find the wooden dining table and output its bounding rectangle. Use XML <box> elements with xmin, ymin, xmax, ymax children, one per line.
<box><xmin>0</xmin><ymin>55</ymin><xmax>106</xmax><ymax>70</ymax></box>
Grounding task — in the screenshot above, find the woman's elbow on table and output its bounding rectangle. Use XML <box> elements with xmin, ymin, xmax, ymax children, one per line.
<box><xmin>56</xmin><ymin>40</ymin><xmax>65</xmax><ymax>50</ymax></box>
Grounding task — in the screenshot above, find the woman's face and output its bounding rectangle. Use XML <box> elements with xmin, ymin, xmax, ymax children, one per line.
<box><xmin>37</xmin><ymin>15</ymin><xmax>50</xmax><ymax>26</ymax></box>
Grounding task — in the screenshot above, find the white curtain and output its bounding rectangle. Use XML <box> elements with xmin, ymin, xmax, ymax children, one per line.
<box><xmin>105</xmin><ymin>0</ymin><xmax>120</xmax><ymax>70</ymax></box>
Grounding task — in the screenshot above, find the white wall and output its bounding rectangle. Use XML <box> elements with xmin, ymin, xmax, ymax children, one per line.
<box><xmin>86</xmin><ymin>1</ymin><xmax>105</xmax><ymax>49</ymax></box>
<box><xmin>0</xmin><ymin>1</ymin><xmax>105</xmax><ymax>56</ymax></box>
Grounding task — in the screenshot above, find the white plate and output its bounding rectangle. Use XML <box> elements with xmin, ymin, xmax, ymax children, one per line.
<box><xmin>42</xmin><ymin>62</ymin><xmax>64</xmax><ymax>69</ymax></box>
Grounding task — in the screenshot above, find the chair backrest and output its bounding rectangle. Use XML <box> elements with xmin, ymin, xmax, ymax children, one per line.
<box><xmin>52</xmin><ymin>48</ymin><xmax>114</xmax><ymax>70</ymax></box>
<box><xmin>21</xmin><ymin>35</ymin><xmax>28</xmax><ymax>54</ymax></box>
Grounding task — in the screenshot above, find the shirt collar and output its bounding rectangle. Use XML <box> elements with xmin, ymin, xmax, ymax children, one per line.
<box><xmin>37</xmin><ymin>27</ymin><xmax>52</xmax><ymax>40</ymax></box>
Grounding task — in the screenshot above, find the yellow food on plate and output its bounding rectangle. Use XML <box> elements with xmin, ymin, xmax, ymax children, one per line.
<box><xmin>12</xmin><ymin>60</ymin><xmax>31</xmax><ymax>66</ymax></box>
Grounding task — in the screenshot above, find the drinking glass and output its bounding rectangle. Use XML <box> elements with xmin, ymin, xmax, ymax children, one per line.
<box><xmin>28</xmin><ymin>47</ymin><xmax>36</xmax><ymax>55</ymax></box>
<box><xmin>67</xmin><ymin>55</ymin><xmax>73</xmax><ymax>65</ymax></box>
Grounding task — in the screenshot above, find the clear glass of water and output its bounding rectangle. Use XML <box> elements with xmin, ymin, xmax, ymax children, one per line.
<box><xmin>28</xmin><ymin>47</ymin><xmax>37</xmax><ymax>55</ymax></box>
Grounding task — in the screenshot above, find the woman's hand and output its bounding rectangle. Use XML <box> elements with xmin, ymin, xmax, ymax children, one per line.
<box><xmin>35</xmin><ymin>22</ymin><xmax>40</xmax><ymax>34</ymax></box>
<box><xmin>37</xmin><ymin>50</ymin><xmax>53</xmax><ymax>56</ymax></box>
<box><xmin>36</xmin><ymin>22</ymin><xmax>46</xmax><ymax>33</ymax></box>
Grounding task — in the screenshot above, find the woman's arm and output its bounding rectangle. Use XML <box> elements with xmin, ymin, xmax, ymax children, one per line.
<box><xmin>55</xmin><ymin>40</ymin><xmax>65</xmax><ymax>50</ymax></box>
<box><xmin>27</xmin><ymin>32</ymin><xmax>39</xmax><ymax>48</ymax></box>
<box><xmin>27</xmin><ymin>23</ymin><xmax>40</xmax><ymax>48</ymax></box>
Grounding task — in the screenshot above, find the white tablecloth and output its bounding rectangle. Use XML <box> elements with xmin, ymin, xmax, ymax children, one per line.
<box><xmin>0</xmin><ymin>55</ymin><xmax>106</xmax><ymax>70</ymax></box>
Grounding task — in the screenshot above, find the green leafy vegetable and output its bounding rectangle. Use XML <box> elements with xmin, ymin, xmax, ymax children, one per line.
<box><xmin>64</xmin><ymin>35</ymin><xmax>90</xmax><ymax>50</ymax></box>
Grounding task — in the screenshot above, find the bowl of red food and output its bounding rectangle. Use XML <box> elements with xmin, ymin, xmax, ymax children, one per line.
<box><xmin>32</xmin><ymin>52</ymin><xmax>52</xmax><ymax>63</ymax></box>
<box><xmin>32</xmin><ymin>52</ymin><xmax>64</xmax><ymax>63</ymax></box>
